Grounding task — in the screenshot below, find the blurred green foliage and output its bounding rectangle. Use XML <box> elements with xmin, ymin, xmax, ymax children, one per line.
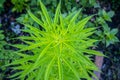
<box><xmin>0</xmin><ymin>24</ymin><xmax>19</xmax><ymax>79</ymax></box>
<box><xmin>94</xmin><ymin>9</ymin><xmax>119</xmax><ymax>47</ymax></box>
<box><xmin>0</xmin><ymin>25</ymin><xmax>18</xmax><ymax>65</ymax></box>
<box><xmin>102</xmin><ymin>0</ymin><xmax>120</xmax><ymax>11</ymax></box>
<box><xmin>0</xmin><ymin>0</ymin><xmax>5</xmax><ymax>13</ymax></box>
<box><xmin>11</xmin><ymin>0</ymin><xmax>29</xmax><ymax>12</ymax></box>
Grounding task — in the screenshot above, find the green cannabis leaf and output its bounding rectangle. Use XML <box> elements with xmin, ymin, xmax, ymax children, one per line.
<box><xmin>7</xmin><ymin>2</ymin><xmax>104</xmax><ymax>80</ymax></box>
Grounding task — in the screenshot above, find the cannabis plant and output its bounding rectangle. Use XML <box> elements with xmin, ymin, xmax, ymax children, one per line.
<box><xmin>7</xmin><ymin>2</ymin><xmax>104</xmax><ymax>80</ymax></box>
